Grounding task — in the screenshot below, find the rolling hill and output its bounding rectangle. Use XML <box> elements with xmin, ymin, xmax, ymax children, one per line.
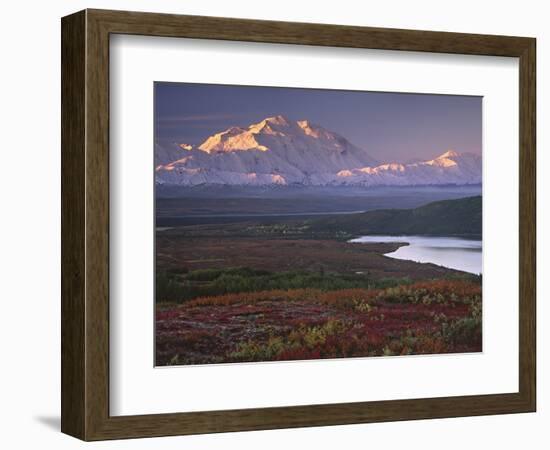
<box><xmin>308</xmin><ymin>196</ymin><xmax>482</xmax><ymax>237</ymax></box>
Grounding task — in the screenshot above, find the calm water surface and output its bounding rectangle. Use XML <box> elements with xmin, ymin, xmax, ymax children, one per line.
<box><xmin>349</xmin><ymin>235</ymin><xmax>482</xmax><ymax>274</ymax></box>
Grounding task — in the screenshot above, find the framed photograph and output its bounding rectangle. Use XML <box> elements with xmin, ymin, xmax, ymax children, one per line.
<box><xmin>61</xmin><ymin>9</ymin><xmax>536</xmax><ymax>440</ymax></box>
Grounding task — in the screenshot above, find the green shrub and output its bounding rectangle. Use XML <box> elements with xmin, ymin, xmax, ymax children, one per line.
<box><xmin>155</xmin><ymin>271</ymin><xmax>188</xmax><ymax>303</ymax></box>
<box><xmin>161</xmin><ymin>266</ymin><xmax>414</xmax><ymax>303</ymax></box>
<box><xmin>444</xmin><ymin>317</ymin><xmax>481</xmax><ymax>345</ymax></box>
<box><xmin>230</xmin><ymin>337</ymin><xmax>287</xmax><ymax>361</ymax></box>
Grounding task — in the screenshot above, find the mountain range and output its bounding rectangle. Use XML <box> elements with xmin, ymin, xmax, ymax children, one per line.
<box><xmin>155</xmin><ymin>115</ymin><xmax>481</xmax><ymax>187</ymax></box>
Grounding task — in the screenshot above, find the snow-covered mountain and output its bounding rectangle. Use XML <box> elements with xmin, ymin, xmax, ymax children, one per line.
<box><xmin>155</xmin><ymin>116</ymin><xmax>481</xmax><ymax>187</ymax></box>
<box><xmin>334</xmin><ymin>151</ymin><xmax>482</xmax><ymax>186</ymax></box>
<box><xmin>155</xmin><ymin>142</ymin><xmax>194</xmax><ymax>166</ymax></box>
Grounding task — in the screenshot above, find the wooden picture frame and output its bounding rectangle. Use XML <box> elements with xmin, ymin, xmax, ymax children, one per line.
<box><xmin>61</xmin><ymin>9</ymin><xmax>536</xmax><ymax>441</ymax></box>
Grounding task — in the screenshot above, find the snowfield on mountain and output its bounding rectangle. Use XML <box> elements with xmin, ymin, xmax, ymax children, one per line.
<box><xmin>155</xmin><ymin>115</ymin><xmax>481</xmax><ymax>187</ymax></box>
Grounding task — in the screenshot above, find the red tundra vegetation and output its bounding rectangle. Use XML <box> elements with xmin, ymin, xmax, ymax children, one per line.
<box><xmin>156</xmin><ymin>279</ymin><xmax>481</xmax><ymax>366</ymax></box>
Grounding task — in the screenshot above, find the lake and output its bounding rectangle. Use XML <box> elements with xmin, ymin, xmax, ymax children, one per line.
<box><xmin>349</xmin><ymin>235</ymin><xmax>482</xmax><ymax>275</ymax></box>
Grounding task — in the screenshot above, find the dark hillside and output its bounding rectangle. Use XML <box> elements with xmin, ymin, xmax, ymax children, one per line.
<box><xmin>308</xmin><ymin>196</ymin><xmax>482</xmax><ymax>237</ymax></box>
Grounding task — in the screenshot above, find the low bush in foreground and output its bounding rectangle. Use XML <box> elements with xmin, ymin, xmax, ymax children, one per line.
<box><xmin>156</xmin><ymin>279</ymin><xmax>481</xmax><ymax>366</ymax></box>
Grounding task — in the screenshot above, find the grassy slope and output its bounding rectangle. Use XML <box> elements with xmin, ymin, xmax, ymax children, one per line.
<box><xmin>308</xmin><ymin>195</ymin><xmax>481</xmax><ymax>237</ymax></box>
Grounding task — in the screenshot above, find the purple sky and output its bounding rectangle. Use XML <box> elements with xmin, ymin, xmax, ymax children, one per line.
<box><xmin>155</xmin><ymin>82</ymin><xmax>482</xmax><ymax>163</ymax></box>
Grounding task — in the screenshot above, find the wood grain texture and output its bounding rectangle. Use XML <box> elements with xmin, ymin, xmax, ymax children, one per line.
<box><xmin>518</xmin><ymin>39</ymin><xmax>536</xmax><ymax>410</ymax></box>
<box><xmin>61</xmin><ymin>10</ymin><xmax>86</xmax><ymax>439</ymax></box>
<box><xmin>61</xmin><ymin>8</ymin><xmax>537</xmax><ymax>441</ymax></box>
<box><xmin>89</xmin><ymin>8</ymin><xmax>532</xmax><ymax>56</ymax></box>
